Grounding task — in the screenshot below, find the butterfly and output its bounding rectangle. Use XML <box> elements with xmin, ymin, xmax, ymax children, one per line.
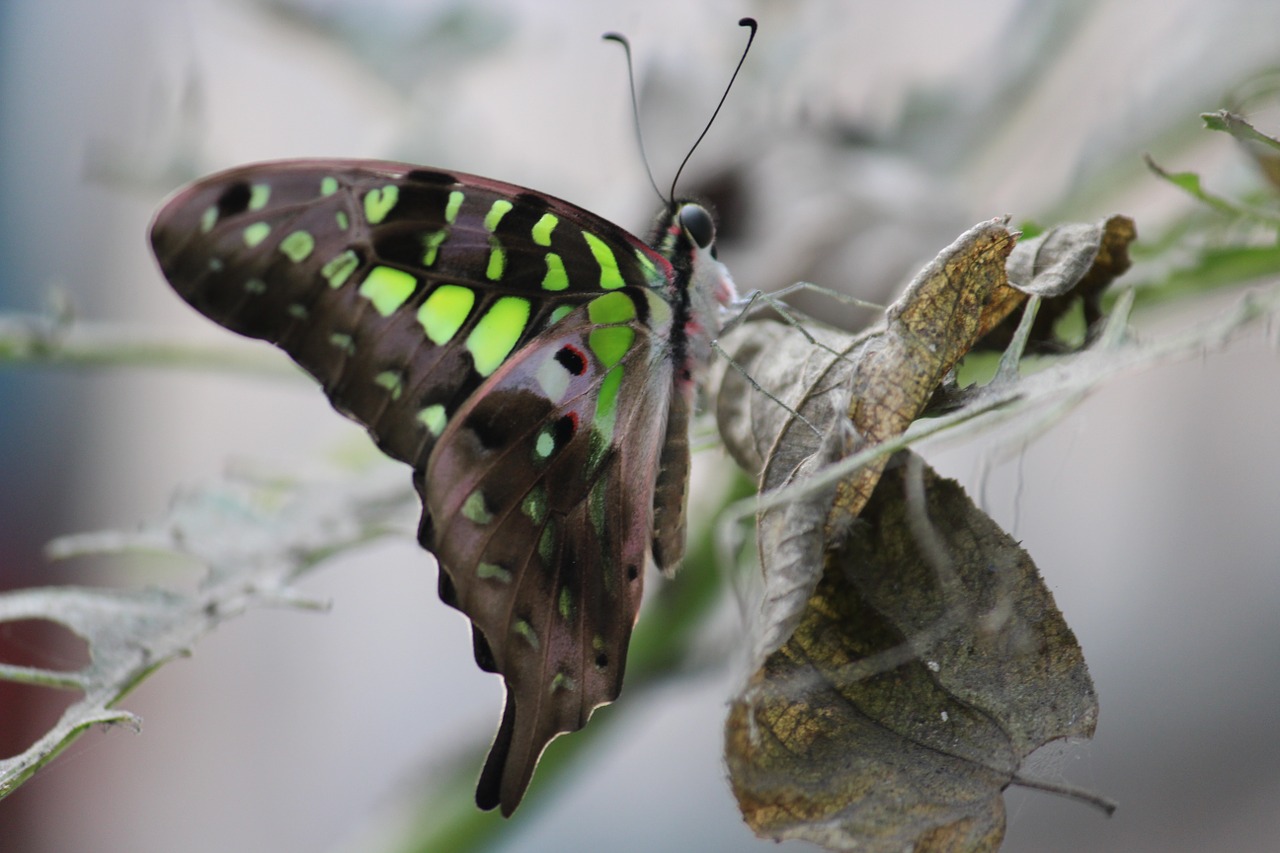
<box><xmin>149</xmin><ymin>158</ymin><xmax>737</xmax><ymax>815</ymax></box>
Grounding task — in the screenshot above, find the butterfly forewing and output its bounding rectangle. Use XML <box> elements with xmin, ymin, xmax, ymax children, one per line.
<box><xmin>148</xmin><ymin>159</ymin><xmax>718</xmax><ymax>816</ymax></box>
<box><xmin>150</xmin><ymin>160</ymin><xmax>674</xmax><ymax>467</ymax></box>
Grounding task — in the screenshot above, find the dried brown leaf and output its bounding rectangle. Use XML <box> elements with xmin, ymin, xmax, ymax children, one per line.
<box><xmin>725</xmin><ymin>458</ymin><xmax>1097</xmax><ymax>852</ymax></box>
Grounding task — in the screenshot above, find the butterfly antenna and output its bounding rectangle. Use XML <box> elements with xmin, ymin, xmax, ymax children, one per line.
<box><xmin>603</xmin><ymin>29</ymin><xmax>665</xmax><ymax>205</ymax></box>
<box><xmin>669</xmin><ymin>17</ymin><xmax>757</xmax><ymax>201</ymax></box>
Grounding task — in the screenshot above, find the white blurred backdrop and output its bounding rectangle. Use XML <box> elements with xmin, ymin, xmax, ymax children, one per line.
<box><xmin>1</xmin><ymin>1</ymin><xmax>1278</xmax><ymax>851</ymax></box>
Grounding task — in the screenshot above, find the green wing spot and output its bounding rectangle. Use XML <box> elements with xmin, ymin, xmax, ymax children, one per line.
<box><xmin>359</xmin><ymin>266</ymin><xmax>417</xmax><ymax>317</ymax></box>
<box><xmin>594</xmin><ymin>366</ymin><xmax>624</xmax><ymax>442</ymax></box>
<box><xmin>364</xmin><ymin>184</ymin><xmax>400</xmax><ymax>224</ymax></box>
<box><xmin>209</xmin><ymin>258</ymin><xmax>224</xmax><ymax>272</ymax></box>
<box><xmin>467</xmin><ymin>296</ymin><xmax>530</xmax><ymax>377</ymax></box>
<box><xmin>320</xmin><ymin>176</ymin><xmax>339</xmax><ymax>196</ymax></box>
<box><xmin>538</xmin><ymin>521</ymin><xmax>557</xmax><ymax>563</ymax></box>
<box><xmin>548</xmin><ymin>304</ymin><xmax>575</xmax><ymax>325</ymax></box>
<box><xmin>287</xmin><ymin>303</ymin><xmax>308</xmax><ymax>320</ymax></box>
<box><xmin>322</xmin><ymin>250</ymin><xmax>360</xmax><ymax>289</ymax></box>
<box><xmin>583</xmin><ymin>232</ymin><xmax>625</xmax><ymax>290</ymax></box>
<box><xmin>532</xmin><ymin>213</ymin><xmax>558</xmax><ymax>246</ymax></box>
<box><xmin>335</xmin><ymin>210</ymin><xmax>349</xmax><ymax>230</ymax></box>
<box><xmin>279</xmin><ymin>230</ymin><xmax>315</xmax><ymax>263</ymax></box>
<box><xmin>444</xmin><ymin>190</ymin><xmax>464</xmax><ymax>224</ymax></box>
<box><xmin>588</xmin><ymin>326</ymin><xmax>635</xmax><ymax>370</ymax></box>
<box><xmin>588</xmin><ymin>475</ymin><xmax>608</xmax><ymax>534</ymax></box>
<box><xmin>462</xmin><ymin>490</ymin><xmax>494</xmax><ymax>525</ymax></box>
<box><xmin>587</xmin><ymin>291</ymin><xmax>637</xmax><ymax>325</ymax></box>
<box><xmin>549</xmin><ymin>672</ymin><xmax>577</xmax><ymax>694</ymax></box>
<box><xmin>486</xmin><ymin>239</ymin><xmax>506</xmax><ymax>281</ymax></box>
<box><xmin>244</xmin><ymin>278</ymin><xmax>267</xmax><ymax>295</ymax></box>
<box><xmin>243</xmin><ymin>222</ymin><xmax>271</xmax><ymax>247</ymax></box>
<box><xmin>248</xmin><ymin>184</ymin><xmax>271</xmax><ymax>211</ymax></box>
<box><xmin>593</xmin><ymin>635</ymin><xmax>609</xmax><ymax>668</ymax></box>
<box><xmin>417</xmin><ymin>404</ymin><xmax>447</xmax><ymax>437</ymax></box>
<box><xmin>200</xmin><ymin>206</ymin><xmax>218</xmax><ymax>233</ymax></box>
<box><xmin>521</xmin><ymin>487</ymin><xmax>547</xmax><ymax>524</ymax></box>
<box><xmin>513</xmin><ymin>619</ymin><xmax>540</xmax><ymax>650</ymax></box>
<box><xmin>484</xmin><ymin>199</ymin><xmax>513</xmax><ymax>232</ymax></box>
<box><xmin>421</xmin><ymin>230</ymin><xmax>448</xmax><ymax>267</ymax></box>
<box><xmin>541</xmin><ymin>253</ymin><xmax>569</xmax><ymax>291</ymax></box>
<box><xmin>418</xmin><ymin>284</ymin><xmax>476</xmax><ymax>345</ymax></box>
<box><xmin>557</xmin><ymin>587</ymin><xmax>574</xmax><ymax>622</ymax></box>
<box><xmin>329</xmin><ymin>332</ymin><xmax>355</xmax><ymax>355</ymax></box>
<box><xmin>535</xmin><ymin>429</ymin><xmax>555</xmax><ymax>459</ymax></box>
<box><xmin>477</xmin><ymin>562</ymin><xmax>513</xmax><ymax>584</ymax></box>
<box><xmin>374</xmin><ymin>370</ymin><xmax>404</xmax><ymax>400</ymax></box>
<box><xmin>634</xmin><ymin>248</ymin><xmax>660</xmax><ymax>281</ymax></box>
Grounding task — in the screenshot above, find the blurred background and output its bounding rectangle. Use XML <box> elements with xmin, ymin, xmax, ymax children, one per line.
<box><xmin>1</xmin><ymin>0</ymin><xmax>1279</xmax><ymax>851</ymax></box>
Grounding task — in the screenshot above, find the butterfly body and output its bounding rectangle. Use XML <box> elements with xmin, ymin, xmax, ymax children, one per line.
<box><xmin>150</xmin><ymin>158</ymin><xmax>735</xmax><ymax>814</ymax></box>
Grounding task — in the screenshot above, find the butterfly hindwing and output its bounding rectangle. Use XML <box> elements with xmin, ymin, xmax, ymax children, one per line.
<box><xmin>422</xmin><ymin>293</ymin><xmax>671</xmax><ymax>814</ymax></box>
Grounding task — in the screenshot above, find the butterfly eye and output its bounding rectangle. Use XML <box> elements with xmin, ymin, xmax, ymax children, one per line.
<box><xmin>678</xmin><ymin>203</ymin><xmax>715</xmax><ymax>249</ymax></box>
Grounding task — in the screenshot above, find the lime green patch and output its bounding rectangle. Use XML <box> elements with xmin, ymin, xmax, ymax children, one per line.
<box><xmin>335</xmin><ymin>210</ymin><xmax>349</xmax><ymax>230</ymax></box>
<box><xmin>287</xmin><ymin>303</ymin><xmax>308</xmax><ymax>320</ymax></box>
<box><xmin>557</xmin><ymin>587</ymin><xmax>574</xmax><ymax>622</ymax></box>
<box><xmin>279</xmin><ymin>230</ymin><xmax>315</xmax><ymax>263</ymax></box>
<box><xmin>417</xmin><ymin>404</ymin><xmax>447</xmax><ymax>437</ymax></box>
<box><xmin>200</xmin><ymin>205</ymin><xmax>218</xmax><ymax>233</ymax></box>
<box><xmin>374</xmin><ymin>370</ymin><xmax>404</xmax><ymax>400</ymax></box>
<box><xmin>243</xmin><ymin>278</ymin><xmax>267</xmax><ymax>295</ymax></box>
<box><xmin>541</xmin><ymin>253</ymin><xmax>569</xmax><ymax>291</ymax></box>
<box><xmin>477</xmin><ymin>562</ymin><xmax>512</xmax><ymax>584</ymax></box>
<box><xmin>486</xmin><ymin>240</ymin><xmax>506</xmax><ymax>281</ymax></box>
<box><xmin>484</xmin><ymin>199</ymin><xmax>513</xmax><ymax>232</ymax></box>
<box><xmin>587</xmin><ymin>291</ymin><xmax>637</xmax><ymax>325</ymax></box>
<box><xmin>329</xmin><ymin>332</ymin><xmax>355</xmax><ymax>355</ymax></box>
<box><xmin>444</xmin><ymin>190</ymin><xmax>464</xmax><ymax>224</ymax></box>
<box><xmin>248</xmin><ymin>184</ymin><xmax>271</xmax><ymax>211</ymax></box>
<box><xmin>364</xmin><ymin>184</ymin><xmax>399</xmax><ymax>224</ymax></box>
<box><xmin>418</xmin><ymin>284</ymin><xmax>475</xmax><ymax>345</ymax></box>
<box><xmin>421</xmin><ymin>230</ymin><xmax>448</xmax><ymax>267</ymax></box>
<box><xmin>535</xmin><ymin>429</ymin><xmax>556</xmax><ymax>459</ymax></box>
<box><xmin>634</xmin><ymin>248</ymin><xmax>660</xmax><ymax>280</ymax></box>
<box><xmin>549</xmin><ymin>672</ymin><xmax>576</xmax><ymax>693</ymax></box>
<box><xmin>532</xmin><ymin>213</ymin><xmax>558</xmax><ymax>246</ymax></box>
<box><xmin>548</xmin><ymin>304</ymin><xmax>575</xmax><ymax>325</ymax></box>
<box><xmin>359</xmin><ymin>266</ymin><xmax>417</xmax><ymax>316</ymax></box>
<box><xmin>521</xmin><ymin>487</ymin><xmax>547</xmax><ymax>524</ymax></box>
<box><xmin>595</xmin><ymin>366</ymin><xmax>623</xmax><ymax>441</ymax></box>
<box><xmin>461</xmin><ymin>490</ymin><xmax>493</xmax><ymax>525</ymax></box>
<box><xmin>588</xmin><ymin>326</ymin><xmax>635</xmax><ymax>370</ymax></box>
<box><xmin>467</xmin><ymin>296</ymin><xmax>530</xmax><ymax>377</ymax></box>
<box><xmin>320</xmin><ymin>176</ymin><xmax>339</xmax><ymax>196</ymax></box>
<box><xmin>513</xmin><ymin>619</ymin><xmax>539</xmax><ymax>650</ymax></box>
<box><xmin>243</xmin><ymin>222</ymin><xmax>271</xmax><ymax>248</ymax></box>
<box><xmin>583</xmin><ymin>232</ymin><xmax>624</xmax><ymax>290</ymax></box>
<box><xmin>321</xmin><ymin>250</ymin><xmax>360</xmax><ymax>289</ymax></box>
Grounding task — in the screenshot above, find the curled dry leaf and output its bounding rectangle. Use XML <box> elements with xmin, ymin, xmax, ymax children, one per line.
<box><xmin>724</xmin><ymin>458</ymin><xmax>1097</xmax><ymax>852</ymax></box>
<box><xmin>713</xmin><ymin>215</ymin><xmax>1126</xmax><ymax>851</ymax></box>
<box><xmin>978</xmin><ymin>215</ymin><xmax>1137</xmax><ymax>352</ymax></box>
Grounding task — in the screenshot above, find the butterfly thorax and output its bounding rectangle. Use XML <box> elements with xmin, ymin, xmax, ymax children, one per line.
<box><xmin>647</xmin><ymin>199</ymin><xmax>737</xmax><ymax>395</ymax></box>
